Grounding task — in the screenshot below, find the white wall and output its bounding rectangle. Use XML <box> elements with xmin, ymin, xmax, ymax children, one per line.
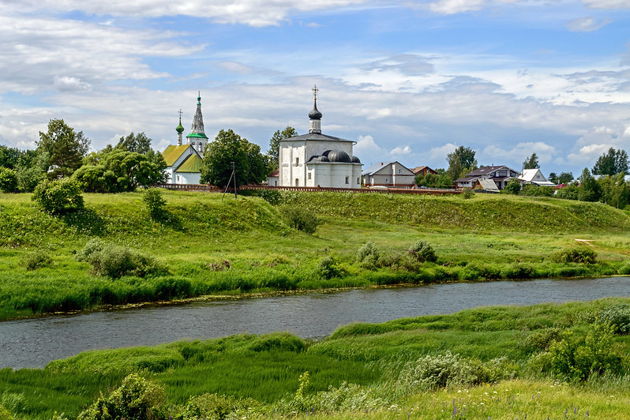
<box><xmin>174</xmin><ymin>172</ymin><xmax>201</xmax><ymax>184</ymax></box>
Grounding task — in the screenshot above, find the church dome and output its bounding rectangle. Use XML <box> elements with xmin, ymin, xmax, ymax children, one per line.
<box><xmin>351</xmin><ymin>155</ymin><xmax>361</xmax><ymax>163</ymax></box>
<box><xmin>309</xmin><ymin>105</ymin><xmax>322</xmax><ymax>120</ymax></box>
<box><xmin>326</xmin><ymin>150</ymin><xmax>352</xmax><ymax>163</ymax></box>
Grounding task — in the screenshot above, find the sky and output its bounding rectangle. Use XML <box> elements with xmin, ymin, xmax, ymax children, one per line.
<box><xmin>1</xmin><ymin>0</ymin><xmax>629</xmax><ymax>175</ymax></box>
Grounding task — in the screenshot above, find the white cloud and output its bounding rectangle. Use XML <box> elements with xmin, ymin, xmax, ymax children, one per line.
<box><xmin>355</xmin><ymin>135</ymin><xmax>384</xmax><ymax>155</ymax></box>
<box><xmin>428</xmin><ymin>143</ymin><xmax>458</xmax><ymax>160</ymax></box>
<box><xmin>582</xmin><ymin>0</ymin><xmax>630</xmax><ymax>8</ymax></box>
<box><xmin>390</xmin><ymin>145</ymin><xmax>413</xmax><ymax>155</ymax></box>
<box><xmin>7</xmin><ymin>0</ymin><xmax>370</xmax><ymax>27</ymax></box>
<box><xmin>481</xmin><ymin>142</ymin><xmax>557</xmax><ymax>166</ymax></box>
<box><xmin>566</xmin><ymin>17</ymin><xmax>611</xmax><ymax>32</ymax></box>
<box><xmin>566</xmin><ymin>143</ymin><xmax>614</xmax><ymax>164</ymax></box>
<box><xmin>428</xmin><ymin>0</ymin><xmax>490</xmax><ymax>14</ymax></box>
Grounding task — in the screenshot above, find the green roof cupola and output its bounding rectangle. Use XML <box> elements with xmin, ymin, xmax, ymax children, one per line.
<box><xmin>186</xmin><ymin>91</ymin><xmax>209</xmax><ymax>154</ymax></box>
<box><xmin>176</xmin><ymin>109</ymin><xmax>185</xmax><ymax>145</ymax></box>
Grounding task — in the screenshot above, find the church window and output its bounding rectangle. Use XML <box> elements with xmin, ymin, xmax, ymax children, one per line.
<box><xmin>345</xmin><ymin>176</ymin><xmax>349</xmax><ymax>184</ymax></box>
<box><xmin>357</xmin><ymin>177</ymin><xmax>360</xmax><ymax>184</ymax></box>
<box><xmin>295</xmin><ymin>178</ymin><xmax>299</xmax><ymax>186</ymax></box>
<box><xmin>295</xmin><ymin>157</ymin><xmax>299</xmax><ymax>166</ymax></box>
<box><xmin>308</xmin><ymin>172</ymin><xmax>312</xmax><ymax>180</ymax></box>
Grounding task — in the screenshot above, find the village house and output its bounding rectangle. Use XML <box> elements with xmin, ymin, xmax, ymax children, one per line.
<box><xmin>456</xmin><ymin>165</ymin><xmax>519</xmax><ymax>190</ymax></box>
<box><xmin>162</xmin><ymin>94</ymin><xmax>207</xmax><ymax>184</ymax></box>
<box><xmin>411</xmin><ymin>166</ymin><xmax>437</xmax><ymax>177</ymax></box>
<box><xmin>362</xmin><ymin>161</ymin><xmax>416</xmax><ymax>188</ymax></box>
<box><xmin>276</xmin><ymin>86</ymin><xmax>363</xmax><ymax>188</ymax></box>
<box><xmin>518</xmin><ymin>168</ymin><xmax>556</xmax><ymax>186</ymax></box>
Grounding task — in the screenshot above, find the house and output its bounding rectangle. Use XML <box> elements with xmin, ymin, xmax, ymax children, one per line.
<box><xmin>162</xmin><ymin>144</ymin><xmax>203</xmax><ymax>184</ymax></box>
<box><xmin>278</xmin><ymin>86</ymin><xmax>362</xmax><ymax>188</ymax></box>
<box><xmin>362</xmin><ymin>161</ymin><xmax>416</xmax><ymax>188</ymax></box>
<box><xmin>411</xmin><ymin>166</ymin><xmax>437</xmax><ymax>177</ymax></box>
<box><xmin>267</xmin><ymin>169</ymin><xmax>279</xmax><ymax>186</ymax></box>
<box><xmin>518</xmin><ymin>169</ymin><xmax>555</xmax><ymax>187</ymax></box>
<box><xmin>456</xmin><ymin>165</ymin><xmax>519</xmax><ymax>190</ymax></box>
<box><xmin>162</xmin><ymin>93</ymin><xmax>208</xmax><ymax>184</ymax></box>
<box><xmin>472</xmin><ymin>178</ymin><xmax>500</xmax><ymax>193</ymax></box>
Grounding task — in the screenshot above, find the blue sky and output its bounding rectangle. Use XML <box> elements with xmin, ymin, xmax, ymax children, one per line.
<box><xmin>1</xmin><ymin>0</ymin><xmax>629</xmax><ymax>175</ymax></box>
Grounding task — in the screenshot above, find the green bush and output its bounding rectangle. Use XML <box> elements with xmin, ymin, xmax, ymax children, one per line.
<box><xmin>542</xmin><ymin>326</ymin><xmax>623</xmax><ymax>382</ymax></box>
<box><xmin>316</xmin><ymin>256</ymin><xmax>344</xmax><ymax>279</ymax></box>
<box><xmin>396</xmin><ymin>352</ymin><xmax>509</xmax><ymax>390</ymax></box>
<box><xmin>462</xmin><ymin>188</ymin><xmax>474</xmax><ymax>199</ymax></box>
<box><xmin>77</xmin><ymin>374</ymin><xmax>165</xmax><ymax>420</ymax></box>
<box><xmin>175</xmin><ymin>393</ymin><xmax>257</xmax><ymax>420</ymax></box>
<box><xmin>504</xmin><ymin>179</ymin><xmax>521</xmax><ymax>195</ymax></box>
<box><xmin>522</xmin><ymin>328</ymin><xmax>562</xmax><ymax>353</ymax></box>
<box><xmin>77</xmin><ymin>238</ymin><xmax>166</xmax><ymax>279</ymax></box>
<box><xmin>283</xmin><ymin>206</ymin><xmax>320</xmax><ymax>234</ymax></box>
<box><xmin>555</xmin><ymin>185</ymin><xmax>579</xmax><ymax>200</ymax></box>
<box><xmin>618</xmin><ymin>262</ymin><xmax>630</xmax><ymax>275</ymax></box>
<box><xmin>356</xmin><ymin>242</ymin><xmax>380</xmax><ymax>269</ymax></box>
<box><xmin>22</xmin><ymin>250</ymin><xmax>53</xmax><ymax>271</ymax></box>
<box><xmin>0</xmin><ymin>167</ymin><xmax>18</xmax><ymax>193</ymax></box>
<box><xmin>408</xmin><ymin>240</ymin><xmax>437</xmax><ymax>263</ymax></box>
<box><xmin>32</xmin><ymin>178</ymin><xmax>84</xmax><ymax>215</ymax></box>
<box><xmin>598</xmin><ymin>305</ymin><xmax>630</xmax><ymax>335</ymax></box>
<box><xmin>15</xmin><ymin>165</ymin><xmax>46</xmax><ymax>192</ymax></box>
<box><xmin>143</xmin><ymin>188</ymin><xmax>167</xmax><ymax>221</ymax></box>
<box><xmin>552</xmin><ymin>247</ymin><xmax>597</xmax><ymax>264</ymax></box>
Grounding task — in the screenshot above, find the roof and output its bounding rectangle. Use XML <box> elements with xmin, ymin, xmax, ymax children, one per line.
<box><xmin>362</xmin><ymin>161</ymin><xmax>412</xmax><ymax>176</ymax></box>
<box><xmin>477</xmin><ymin>178</ymin><xmax>499</xmax><ymax>192</ymax></box>
<box><xmin>162</xmin><ymin>145</ymin><xmax>191</xmax><ymax>167</ymax></box>
<box><xmin>466</xmin><ymin>165</ymin><xmax>515</xmax><ymax>177</ymax></box>
<box><xmin>268</xmin><ymin>169</ymin><xmax>279</xmax><ymax>177</ymax></box>
<box><xmin>175</xmin><ymin>154</ymin><xmax>203</xmax><ymax>173</ymax></box>
<box><xmin>280</xmin><ymin>132</ymin><xmax>354</xmax><ymax>143</ymax></box>
<box><xmin>411</xmin><ymin>165</ymin><xmax>436</xmax><ymax>174</ymax></box>
<box><xmin>519</xmin><ymin>169</ymin><xmax>541</xmax><ymax>182</ymax></box>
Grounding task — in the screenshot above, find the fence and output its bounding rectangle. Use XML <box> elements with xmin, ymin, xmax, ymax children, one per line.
<box><xmin>158</xmin><ymin>183</ymin><xmax>461</xmax><ymax>196</ymax></box>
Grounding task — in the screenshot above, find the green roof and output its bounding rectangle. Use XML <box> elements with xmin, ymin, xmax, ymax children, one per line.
<box><xmin>162</xmin><ymin>145</ymin><xmax>191</xmax><ymax>167</ymax></box>
<box><xmin>175</xmin><ymin>154</ymin><xmax>203</xmax><ymax>173</ymax></box>
<box><xmin>186</xmin><ymin>132</ymin><xmax>209</xmax><ymax>139</ymax></box>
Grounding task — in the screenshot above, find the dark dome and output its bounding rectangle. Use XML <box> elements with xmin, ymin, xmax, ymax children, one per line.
<box><xmin>351</xmin><ymin>155</ymin><xmax>361</xmax><ymax>163</ymax></box>
<box><xmin>327</xmin><ymin>149</ymin><xmax>352</xmax><ymax>163</ymax></box>
<box><xmin>309</xmin><ymin>105</ymin><xmax>322</xmax><ymax>120</ymax></box>
<box><xmin>308</xmin><ymin>155</ymin><xmax>330</xmax><ymax>163</ymax></box>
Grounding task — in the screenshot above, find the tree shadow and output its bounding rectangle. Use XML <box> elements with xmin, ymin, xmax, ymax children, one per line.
<box><xmin>152</xmin><ymin>209</ymin><xmax>185</xmax><ymax>232</ymax></box>
<box><xmin>61</xmin><ymin>208</ymin><xmax>107</xmax><ymax>236</ymax></box>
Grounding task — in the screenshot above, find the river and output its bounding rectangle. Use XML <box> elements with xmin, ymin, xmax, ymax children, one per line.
<box><xmin>0</xmin><ymin>277</ymin><xmax>628</xmax><ymax>369</ymax></box>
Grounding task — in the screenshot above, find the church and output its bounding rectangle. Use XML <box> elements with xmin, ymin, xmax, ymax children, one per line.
<box><xmin>277</xmin><ymin>87</ymin><xmax>362</xmax><ymax>188</ymax></box>
<box><xmin>162</xmin><ymin>93</ymin><xmax>207</xmax><ymax>184</ymax></box>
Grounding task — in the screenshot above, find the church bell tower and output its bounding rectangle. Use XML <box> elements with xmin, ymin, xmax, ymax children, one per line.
<box><xmin>186</xmin><ymin>92</ymin><xmax>209</xmax><ymax>154</ymax></box>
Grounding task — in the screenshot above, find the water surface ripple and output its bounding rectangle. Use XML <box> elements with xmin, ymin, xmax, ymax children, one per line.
<box><xmin>1</xmin><ymin>277</ymin><xmax>628</xmax><ymax>369</ymax></box>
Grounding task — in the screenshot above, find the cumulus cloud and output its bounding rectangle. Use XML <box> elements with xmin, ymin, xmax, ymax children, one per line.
<box><xmin>481</xmin><ymin>142</ymin><xmax>557</xmax><ymax>166</ymax></box>
<box><xmin>363</xmin><ymin>54</ymin><xmax>435</xmax><ymax>76</ymax></box>
<box><xmin>390</xmin><ymin>145</ymin><xmax>413</xmax><ymax>155</ymax></box>
<box><xmin>582</xmin><ymin>0</ymin><xmax>630</xmax><ymax>8</ymax></box>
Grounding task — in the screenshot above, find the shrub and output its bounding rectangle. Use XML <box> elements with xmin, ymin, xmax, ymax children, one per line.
<box><xmin>356</xmin><ymin>242</ymin><xmax>380</xmax><ymax>269</ymax></box>
<box><xmin>555</xmin><ymin>185</ymin><xmax>579</xmax><ymax>200</ymax></box>
<box><xmin>552</xmin><ymin>247</ymin><xmax>597</xmax><ymax>264</ymax></box>
<box><xmin>16</xmin><ymin>165</ymin><xmax>46</xmax><ymax>193</ymax></box>
<box><xmin>175</xmin><ymin>393</ymin><xmax>257</xmax><ymax>420</ymax></box>
<box><xmin>283</xmin><ymin>206</ymin><xmax>320</xmax><ymax>234</ymax></box>
<box><xmin>0</xmin><ymin>167</ymin><xmax>18</xmax><ymax>192</ymax></box>
<box><xmin>396</xmin><ymin>352</ymin><xmax>508</xmax><ymax>391</ymax></box>
<box><xmin>598</xmin><ymin>305</ymin><xmax>630</xmax><ymax>335</ymax></box>
<box><xmin>462</xmin><ymin>188</ymin><xmax>474</xmax><ymax>199</ymax></box>
<box><xmin>522</xmin><ymin>328</ymin><xmax>562</xmax><ymax>353</ymax></box>
<box><xmin>143</xmin><ymin>188</ymin><xmax>167</xmax><ymax>221</ymax></box>
<box><xmin>77</xmin><ymin>239</ymin><xmax>165</xmax><ymax>279</ymax></box>
<box><xmin>32</xmin><ymin>178</ymin><xmax>84</xmax><ymax>215</ymax></box>
<box><xmin>77</xmin><ymin>374</ymin><xmax>165</xmax><ymax>420</ymax></box>
<box><xmin>316</xmin><ymin>256</ymin><xmax>344</xmax><ymax>279</ymax></box>
<box><xmin>408</xmin><ymin>241</ymin><xmax>437</xmax><ymax>263</ymax></box>
<box><xmin>22</xmin><ymin>250</ymin><xmax>53</xmax><ymax>271</ymax></box>
<box><xmin>618</xmin><ymin>262</ymin><xmax>630</xmax><ymax>275</ymax></box>
<box><xmin>543</xmin><ymin>325</ymin><xmax>623</xmax><ymax>382</ymax></box>
<box><xmin>504</xmin><ymin>179</ymin><xmax>521</xmax><ymax>195</ymax></box>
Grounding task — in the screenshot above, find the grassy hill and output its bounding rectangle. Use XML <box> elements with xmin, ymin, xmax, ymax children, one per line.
<box><xmin>1</xmin><ymin>298</ymin><xmax>629</xmax><ymax>419</ymax></box>
<box><xmin>0</xmin><ymin>190</ymin><xmax>629</xmax><ymax>320</ymax></box>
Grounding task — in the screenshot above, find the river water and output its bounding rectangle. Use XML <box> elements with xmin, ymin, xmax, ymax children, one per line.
<box><xmin>1</xmin><ymin>277</ymin><xmax>628</xmax><ymax>369</ymax></box>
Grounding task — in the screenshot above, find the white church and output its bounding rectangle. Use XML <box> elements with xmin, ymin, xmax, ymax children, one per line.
<box><xmin>162</xmin><ymin>93</ymin><xmax>207</xmax><ymax>184</ymax></box>
<box><xmin>274</xmin><ymin>87</ymin><xmax>363</xmax><ymax>188</ymax></box>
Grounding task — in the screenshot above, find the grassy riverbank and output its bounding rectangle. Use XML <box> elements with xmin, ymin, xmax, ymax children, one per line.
<box><xmin>1</xmin><ymin>298</ymin><xmax>629</xmax><ymax>419</ymax></box>
<box><xmin>0</xmin><ymin>190</ymin><xmax>629</xmax><ymax>320</ymax></box>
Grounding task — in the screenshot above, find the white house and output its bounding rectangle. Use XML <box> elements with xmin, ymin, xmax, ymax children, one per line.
<box><xmin>518</xmin><ymin>169</ymin><xmax>555</xmax><ymax>186</ymax></box>
<box><xmin>362</xmin><ymin>161</ymin><xmax>416</xmax><ymax>188</ymax></box>
<box><xmin>162</xmin><ymin>93</ymin><xmax>208</xmax><ymax>184</ymax></box>
<box><xmin>456</xmin><ymin>166</ymin><xmax>519</xmax><ymax>190</ymax></box>
<box><xmin>277</xmin><ymin>87</ymin><xmax>362</xmax><ymax>188</ymax></box>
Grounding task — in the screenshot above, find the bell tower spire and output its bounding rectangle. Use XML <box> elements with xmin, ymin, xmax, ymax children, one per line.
<box><xmin>186</xmin><ymin>91</ymin><xmax>209</xmax><ymax>154</ymax></box>
<box><xmin>308</xmin><ymin>85</ymin><xmax>322</xmax><ymax>134</ymax></box>
<box><xmin>176</xmin><ymin>109</ymin><xmax>184</xmax><ymax>146</ymax></box>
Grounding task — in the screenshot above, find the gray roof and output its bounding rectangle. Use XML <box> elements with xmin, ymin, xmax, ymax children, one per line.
<box><xmin>280</xmin><ymin>132</ymin><xmax>354</xmax><ymax>143</ymax></box>
<box><xmin>362</xmin><ymin>161</ymin><xmax>411</xmax><ymax>176</ymax></box>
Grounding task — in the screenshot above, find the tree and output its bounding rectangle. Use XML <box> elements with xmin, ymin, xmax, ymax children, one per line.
<box><xmin>504</xmin><ymin>179</ymin><xmax>521</xmax><ymax>195</ymax></box>
<box><xmin>522</xmin><ymin>153</ymin><xmax>540</xmax><ymax>170</ymax></box>
<box><xmin>592</xmin><ymin>147</ymin><xmax>629</xmax><ymax>176</ymax></box>
<box><xmin>578</xmin><ymin>168</ymin><xmax>601</xmax><ymax>202</ymax></box>
<box><xmin>116</xmin><ymin>132</ymin><xmax>152</xmax><ymax>154</ymax></box>
<box><xmin>447</xmin><ymin>146</ymin><xmax>477</xmax><ymax>180</ymax></box>
<box><xmin>201</xmin><ymin>129</ymin><xmax>269</xmax><ymax>188</ymax></box>
<box><xmin>548</xmin><ymin>172</ymin><xmax>558</xmax><ymax>184</ymax></box>
<box><xmin>37</xmin><ymin>119</ymin><xmax>90</xmax><ymax>179</ymax></box>
<box><xmin>415</xmin><ymin>172</ymin><xmax>453</xmax><ymax>188</ymax></box>
<box><xmin>0</xmin><ymin>167</ymin><xmax>18</xmax><ymax>192</ymax></box>
<box><xmin>557</xmin><ymin>172</ymin><xmax>574</xmax><ymax>185</ymax></box>
<box><xmin>268</xmin><ymin>127</ymin><xmax>297</xmax><ymax>169</ymax></box>
<box><xmin>0</xmin><ymin>145</ymin><xmax>21</xmax><ymax>169</ymax></box>
<box><xmin>599</xmin><ymin>174</ymin><xmax>630</xmax><ymax>209</ymax></box>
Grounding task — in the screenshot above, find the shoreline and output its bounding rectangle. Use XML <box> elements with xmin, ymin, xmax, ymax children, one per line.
<box><xmin>2</xmin><ymin>274</ymin><xmax>627</xmax><ymax>323</ymax></box>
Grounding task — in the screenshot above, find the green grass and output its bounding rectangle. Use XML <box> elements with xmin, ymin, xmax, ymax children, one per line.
<box><xmin>0</xmin><ymin>190</ymin><xmax>629</xmax><ymax>320</ymax></box>
<box><xmin>1</xmin><ymin>298</ymin><xmax>629</xmax><ymax>419</ymax></box>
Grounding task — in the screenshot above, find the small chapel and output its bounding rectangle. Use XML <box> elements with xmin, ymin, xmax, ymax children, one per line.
<box><xmin>162</xmin><ymin>93</ymin><xmax>207</xmax><ymax>184</ymax></box>
<box><xmin>276</xmin><ymin>87</ymin><xmax>363</xmax><ymax>188</ymax></box>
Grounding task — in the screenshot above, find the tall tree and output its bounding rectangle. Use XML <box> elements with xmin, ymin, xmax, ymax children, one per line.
<box><xmin>0</xmin><ymin>145</ymin><xmax>21</xmax><ymax>169</ymax></box>
<box><xmin>268</xmin><ymin>126</ymin><xmax>297</xmax><ymax>169</ymax></box>
<box><xmin>522</xmin><ymin>153</ymin><xmax>540</xmax><ymax>170</ymax></box>
<box><xmin>201</xmin><ymin>129</ymin><xmax>269</xmax><ymax>188</ymax></box>
<box><xmin>578</xmin><ymin>168</ymin><xmax>601</xmax><ymax>202</ymax></box>
<box><xmin>557</xmin><ymin>172</ymin><xmax>574</xmax><ymax>185</ymax></box>
<box><xmin>37</xmin><ymin>119</ymin><xmax>90</xmax><ymax>179</ymax></box>
<box><xmin>116</xmin><ymin>132</ymin><xmax>152</xmax><ymax>154</ymax></box>
<box><xmin>548</xmin><ymin>172</ymin><xmax>558</xmax><ymax>184</ymax></box>
<box><xmin>447</xmin><ymin>146</ymin><xmax>477</xmax><ymax>180</ymax></box>
<box><xmin>592</xmin><ymin>147</ymin><xmax>629</xmax><ymax>176</ymax></box>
